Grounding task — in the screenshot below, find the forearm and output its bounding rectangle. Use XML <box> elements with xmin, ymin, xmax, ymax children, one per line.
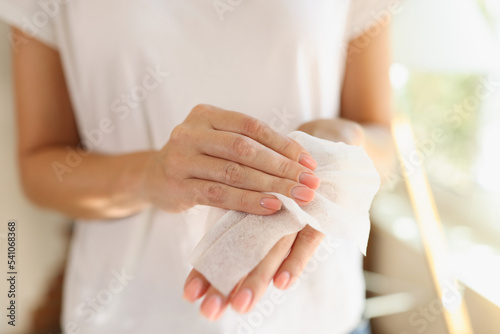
<box><xmin>19</xmin><ymin>146</ymin><xmax>155</xmax><ymax>219</ymax></box>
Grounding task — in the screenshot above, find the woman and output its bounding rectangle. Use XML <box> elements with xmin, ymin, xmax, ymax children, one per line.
<box><xmin>1</xmin><ymin>0</ymin><xmax>394</xmax><ymax>333</ymax></box>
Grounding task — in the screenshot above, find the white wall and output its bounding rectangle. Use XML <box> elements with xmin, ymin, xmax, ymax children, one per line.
<box><xmin>0</xmin><ymin>21</ymin><xmax>70</xmax><ymax>334</ymax></box>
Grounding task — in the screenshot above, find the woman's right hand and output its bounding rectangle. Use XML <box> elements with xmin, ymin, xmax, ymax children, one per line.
<box><xmin>141</xmin><ymin>104</ymin><xmax>320</xmax><ymax>215</ymax></box>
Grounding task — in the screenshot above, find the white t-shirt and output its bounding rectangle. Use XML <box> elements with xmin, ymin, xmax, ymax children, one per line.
<box><xmin>0</xmin><ymin>1</ymin><xmax>392</xmax><ymax>333</ymax></box>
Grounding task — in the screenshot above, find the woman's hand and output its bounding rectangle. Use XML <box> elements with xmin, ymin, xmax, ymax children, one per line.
<box><xmin>297</xmin><ymin>118</ymin><xmax>366</xmax><ymax>146</ymax></box>
<box><xmin>184</xmin><ymin>225</ymin><xmax>325</xmax><ymax>321</ymax></box>
<box><xmin>183</xmin><ymin>118</ymin><xmax>365</xmax><ymax>321</ymax></box>
<box><xmin>142</xmin><ymin>104</ymin><xmax>321</xmax><ymax>215</ymax></box>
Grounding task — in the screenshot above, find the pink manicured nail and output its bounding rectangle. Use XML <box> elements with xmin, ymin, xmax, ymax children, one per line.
<box><xmin>201</xmin><ymin>295</ymin><xmax>222</xmax><ymax>321</ymax></box>
<box><xmin>299</xmin><ymin>173</ymin><xmax>321</xmax><ymax>189</ymax></box>
<box><xmin>183</xmin><ymin>277</ymin><xmax>203</xmax><ymax>302</ymax></box>
<box><xmin>299</xmin><ymin>153</ymin><xmax>317</xmax><ymax>170</ymax></box>
<box><xmin>274</xmin><ymin>271</ymin><xmax>291</xmax><ymax>290</ymax></box>
<box><xmin>232</xmin><ymin>288</ymin><xmax>253</xmax><ymax>313</ymax></box>
<box><xmin>291</xmin><ymin>186</ymin><xmax>315</xmax><ymax>202</ymax></box>
<box><xmin>260</xmin><ymin>198</ymin><xmax>282</xmax><ymax>211</ymax></box>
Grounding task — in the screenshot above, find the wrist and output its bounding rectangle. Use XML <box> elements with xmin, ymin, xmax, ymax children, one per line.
<box><xmin>136</xmin><ymin>151</ymin><xmax>159</xmax><ymax>207</ymax></box>
<box><xmin>111</xmin><ymin>151</ymin><xmax>157</xmax><ymax>214</ymax></box>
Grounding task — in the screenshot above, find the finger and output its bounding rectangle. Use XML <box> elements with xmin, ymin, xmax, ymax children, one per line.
<box><xmin>186</xmin><ymin>155</ymin><xmax>319</xmax><ymax>201</ymax></box>
<box><xmin>183</xmin><ymin>269</ymin><xmax>211</xmax><ymax>303</ymax></box>
<box><xmin>195</xmin><ymin>105</ymin><xmax>317</xmax><ymax>170</ymax></box>
<box><xmin>200</xmin><ymin>286</ymin><xmax>230</xmax><ymax>321</ymax></box>
<box><xmin>196</xmin><ymin>131</ymin><xmax>318</xmax><ymax>191</ymax></box>
<box><xmin>229</xmin><ymin>233</ymin><xmax>297</xmax><ymax>313</ymax></box>
<box><xmin>184</xmin><ymin>178</ymin><xmax>284</xmax><ymax>214</ymax></box>
<box><xmin>273</xmin><ymin>226</ymin><xmax>325</xmax><ymax>290</ymax></box>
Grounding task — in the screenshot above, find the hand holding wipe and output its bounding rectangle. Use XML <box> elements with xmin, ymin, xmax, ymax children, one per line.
<box><xmin>189</xmin><ymin>131</ymin><xmax>381</xmax><ymax>296</ymax></box>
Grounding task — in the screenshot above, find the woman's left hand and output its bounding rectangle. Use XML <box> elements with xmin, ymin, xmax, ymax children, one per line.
<box><xmin>183</xmin><ymin>225</ymin><xmax>325</xmax><ymax>320</ymax></box>
<box><xmin>183</xmin><ymin>118</ymin><xmax>365</xmax><ymax>321</ymax></box>
<box><xmin>297</xmin><ymin>118</ymin><xmax>366</xmax><ymax>147</ymax></box>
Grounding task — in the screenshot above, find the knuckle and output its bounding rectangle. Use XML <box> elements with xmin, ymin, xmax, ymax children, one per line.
<box><xmin>201</xmin><ymin>183</ymin><xmax>226</xmax><ymax>204</ymax></box>
<box><xmin>297</xmin><ymin>227</ymin><xmax>324</xmax><ymax>248</ymax></box>
<box><xmin>285</xmin><ymin>256</ymin><xmax>307</xmax><ymax>275</ymax></box>
<box><xmin>190</xmin><ymin>186</ymin><xmax>208</xmax><ymax>206</ymax></box>
<box><xmin>238</xmin><ymin>191</ymin><xmax>252</xmax><ymax>211</ymax></box>
<box><xmin>190</xmin><ymin>104</ymin><xmax>214</xmax><ymax>120</ymax></box>
<box><xmin>241</xmin><ymin>117</ymin><xmax>265</xmax><ymax>137</ymax></box>
<box><xmin>259</xmin><ymin>124</ymin><xmax>274</xmax><ymax>142</ymax></box>
<box><xmin>191</xmin><ymin>103</ymin><xmax>209</xmax><ymax>114</ymax></box>
<box><xmin>279</xmin><ymin>136</ymin><xmax>294</xmax><ymax>153</ymax></box>
<box><xmin>223</xmin><ymin>163</ymin><xmax>244</xmax><ymax>186</ymax></box>
<box><xmin>270</xmin><ymin>176</ymin><xmax>286</xmax><ymax>192</ymax></box>
<box><xmin>169</xmin><ymin>125</ymin><xmax>187</xmax><ymax>143</ymax></box>
<box><xmin>277</xmin><ymin>159</ymin><xmax>293</xmax><ymax>176</ymax></box>
<box><xmin>232</xmin><ymin>136</ymin><xmax>256</xmax><ymax>157</ymax></box>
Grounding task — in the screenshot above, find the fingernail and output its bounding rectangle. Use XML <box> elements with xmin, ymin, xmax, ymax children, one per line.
<box><xmin>232</xmin><ymin>288</ymin><xmax>253</xmax><ymax>313</ymax></box>
<box><xmin>183</xmin><ymin>277</ymin><xmax>203</xmax><ymax>302</ymax></box>
<box><xmin>291</xmin><ymin>186</ymin><xmax>315</xmax><ymax>202</ymax></box>
<box><xmin>260</xmin><ymin>197</ymin><xmax>282</xmax><ymax>211</ymax></box>
<box><xmin>299</xmin><ymin>153</ymin><xmax>317</xmax><ymax>170</ymax></box>
<box><xmin>299</xmin><ymin>173</ymin><xmax>321</xmax><ymax>189</ymax></box>
<box><xmin>201</xmin><ymin>295</ymin><xmax>222</xmax><ymax>321</ymax></box>
<box><xmin>274</xmin><ymin>271</ymin><xmax>291</xmax><ymax>290</ymax></box>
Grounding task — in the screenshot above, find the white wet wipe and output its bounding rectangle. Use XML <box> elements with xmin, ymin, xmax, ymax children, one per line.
<box><xmin>189</xmin><ymin>131</ymin><xmax>381</xmax><ymax>295</ymax></box>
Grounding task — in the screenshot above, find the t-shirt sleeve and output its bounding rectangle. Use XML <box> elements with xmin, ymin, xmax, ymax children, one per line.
<box><xmin>0</xmin><ymin>0</ymin><xmax>58</xmax><ymax>49</ymax></box>
<box><xmin>345</xmin><ymin>0</ymin><xmax>398</xmax><ymax>41</ymax></box>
